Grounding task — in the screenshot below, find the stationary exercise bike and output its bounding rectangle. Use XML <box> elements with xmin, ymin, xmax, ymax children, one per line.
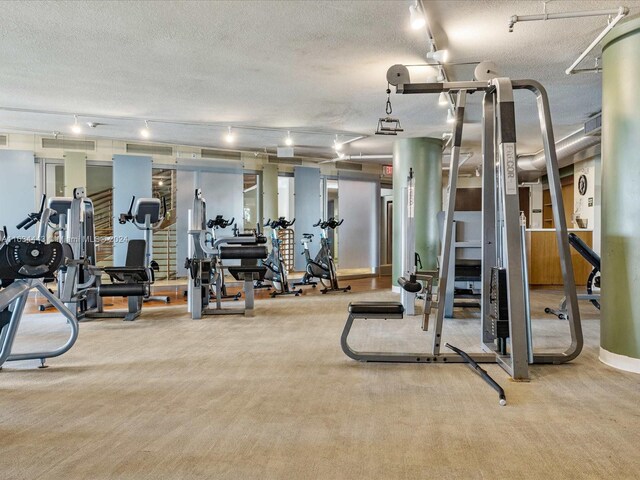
<box><xmin>257</xmin><ymin>217</ymin><xmax>301</xmax><ymax>298</ymax></box>
<box><xmin>293</xmin><ymin>218</ymin><xmax>350</xmax><ymax>294</ymax></box>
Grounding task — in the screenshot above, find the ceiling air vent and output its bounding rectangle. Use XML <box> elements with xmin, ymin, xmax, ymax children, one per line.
<box><xmin>126</xmin><ymin>143</ymin><xmax>173</xmax><ymax>156</ymax></box>
<box><xmin>0</xmin><ymin>135</ymin><xmax>7</xmax><ymax>146</ymax></box>
<box><xmin>584</xmin><ymin>113</ymin><xmax>601</xmax><ymax>136</ymax></box>
<box><xmin>268</xmin><ymin>156</ymin><xmax>302</xmax><ymax>166</ymax></box>
<box><xmin>335</xmin><ymin>161</ymin><xmax>363</xmax><ymax>171</ymax></box>
<box><xmin>201</xmin><ymin>149</ymin><xmax>241</xmax><ymax>161</ymax></box>
<box><xmin>42</xmin><ymin>137</ymin><xmax>96</xmax><ymax>150</ymax></box>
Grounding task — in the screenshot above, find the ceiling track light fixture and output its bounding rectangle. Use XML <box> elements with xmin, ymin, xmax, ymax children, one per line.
<box><xmin>225</xmin><ymin>126</ymin><xmax>235</xmax><ymax>144</ymax></box>
<box><xmin>446</xmin><ymin>109</ymin><xmax>455</xmax><ymax>124</ymax></box>
<box><xmin>71</xmin><ymin>115</ymin><xmax>82</xmax><ymax>134</ymax></box>
<box><xmin>140</xmin><ymin>120</ymin><xmax>151</xmax><ymax>139</ymax></box>
<box><xmin>426</xmin><ymin>49</ymin><xmax>449</xmax><ymax>64</ymax></box>
<box><xmin>333</xmin><ymin>135</ymin><xmax>343</xmax><ymax>152</ymax></box>
<box><xmin>284</xmin><ymin>131</ymin><xmax>293</xmax><ymax>146</ymax></box>
<box><xmin>438</xmin><ymin>92</ymin><xmax>449</xmax><ymax>106</ymax></box>
<box><xmin>409</xmin><ymin>1</ymin><xmax>426</xmax><ymax>30</ymax></box>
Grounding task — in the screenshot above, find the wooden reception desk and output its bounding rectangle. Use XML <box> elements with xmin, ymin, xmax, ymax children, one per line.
<box><xmin>525</xmin><ymin>229</ymin><xmax>594</xmax><ymax>286</ymax></box>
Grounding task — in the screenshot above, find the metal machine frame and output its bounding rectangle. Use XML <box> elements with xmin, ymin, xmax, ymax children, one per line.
<box><xmin>342</xmin><ymin>75</ymin><xmax>582</xmax><ymax>381</ymax></box>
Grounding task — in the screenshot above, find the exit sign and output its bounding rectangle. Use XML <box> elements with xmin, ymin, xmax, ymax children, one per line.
<box><xmin>383</xmin><ymin>165</ymin><xmax>393</xmax><ymax>176</ymax></box>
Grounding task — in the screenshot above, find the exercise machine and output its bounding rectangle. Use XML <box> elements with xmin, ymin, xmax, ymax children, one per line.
<box><xmin>342</xmin><ymin>70</ymin><xmax>583</xmax><ymax>383</ymax></box>
<box><xmin>258</xmin><ymin>217</ymin><xmax>301</xmax><ymax>298</ymax></box>
<box><xmin>118</xmin><ymin>196</ymin><xmax>171</xmax><ymax>304</ymax></box>
<box><xmin>186</xmin><ymin>189</ymin><xmax>267</xmax><ymax>317</ymax></box>
<box><xmin>546</xmin><ymin>232</ymin><xmax>600</xmax><ymax>319</ymax></box>
<box><xmin>54</xmin><ymin>188</ymin><xmax>159</xmax><ymax>321</ymax></box>
<box><xmin>0</xmin><ymin>199</ymin><xmax>79</xmax><ymax>369</ymax></box>
<box><xmin>207</xmin><ymin>215</ymin><xmax>242</xmax><ymax>301</ymax></box>
<box><xmin>293</xmin><ymin>218</ymin><xmax>351</xmax><ymax>294</ymax></box>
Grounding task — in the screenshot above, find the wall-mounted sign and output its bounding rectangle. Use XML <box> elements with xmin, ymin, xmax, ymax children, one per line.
<box><xmin>532</xmin><ymin>208</ymin><xmax>542</xmax><ymax>213</ymax></box>
<box><xmin>588</xmin><ymin>197</ymin><xmax>593</xmax><ymax>207</ymax></box>
<box><xmin>383</xmin><ymin>165</ymin><xmax>393</xmax><ymax>176</ymax></box>
<box><xmin>578</xmin><ymin>174</ymin><xmax>588</xmax><ymax>196</ymax></box>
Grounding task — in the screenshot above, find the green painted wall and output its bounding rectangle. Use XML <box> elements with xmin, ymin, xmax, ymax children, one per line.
<box><xmin>601</xmin><ymin>18</ymin><xmax>640</xmax><ymax>360</ymax></box>
<box><xmin>392</xmin><ymin>137</ymin><xmax>442</xmax><ymax>284</ymax></box>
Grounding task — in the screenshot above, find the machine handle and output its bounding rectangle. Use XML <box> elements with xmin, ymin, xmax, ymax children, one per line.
<box><xmin>313</xmin><ymin>219</ymin><xmax>322</xmax><ymax>227</ymax></box>
<box><xmin>16</xmin><ymin>194</ymin><xmax>47</xmax><ymax>230</ymax></box>
<box><xmin>119</xmin><ymin>196</ymin><xmax>136</xmax><ymax>224</ymax></box>
<box><xmin>162</xmin><ymin>196</ymin><xmax>168</xmax><ymax>218</ymax></box>
<box><xmin>16</xmin><ymin>216</ymin><xmax>33</xmax><ymax>230</ymax></box>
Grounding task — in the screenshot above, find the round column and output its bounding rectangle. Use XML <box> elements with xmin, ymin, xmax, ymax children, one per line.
<box><xmin>392</xmin><ymin>137</ymin><xmax>442</xmax><ymax>286</ymax></box>
<box><xmin>600</xmin><ymin>18</ymin><xmax>640</xmax><ymax>373</ymax></box>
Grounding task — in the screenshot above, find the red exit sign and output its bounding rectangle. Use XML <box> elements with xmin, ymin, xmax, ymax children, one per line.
<box><xmin>383</xmin><ymin>165</ymin><xmax>393</xmax><ymax>176</ymax></box>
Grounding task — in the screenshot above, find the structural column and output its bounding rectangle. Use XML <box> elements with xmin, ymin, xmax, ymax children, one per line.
<box><xmin>63</xmin><ymin>152</ymin><xmax>87</xmax><ymax>196</ymax></box>
<box><xmin>392</xmin><ymin>137</ymin><xmax>442</xmax><ymax>286</ymax></box>
<box><xmin>262</xmin><ymin>163</ymin><xmax>279</xmax><ymax>226</ymax></box>
<box><xmin>600</xmin><ymin>18</ymin><xmax>640</xmax><ymax>373</ymax></box>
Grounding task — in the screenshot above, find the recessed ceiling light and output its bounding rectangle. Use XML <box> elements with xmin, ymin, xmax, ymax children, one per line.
<box><xmin>438</xmin><ymin>92</ymin><xmax>449</xmax><ymax>106</ymax></box>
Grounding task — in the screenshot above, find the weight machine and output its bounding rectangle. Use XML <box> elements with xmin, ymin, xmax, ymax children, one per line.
<box><xmin>186</xmin><ymin>189</ymin><xmax>267</xmax><ymax>318</ymax></box>
<box><xmin>342</xmin><ymin>70</ymin><xmax>583</xmax><ymax>382</ymax></box>
<box><xmin>0</xmin><ymin>198</ymin><xmax>79</xmax><ymax>369</ymax></box>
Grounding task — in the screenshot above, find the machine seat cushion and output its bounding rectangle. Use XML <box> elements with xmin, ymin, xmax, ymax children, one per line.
<box><xmin>349</xmin><ymin>302</ymin><xmax>404</xmax><ymax>315</ymax></box>
<box><xmin>227</xmin><ymin>266</ymin><xmax>267</xmax><ymax>281</ymax></box>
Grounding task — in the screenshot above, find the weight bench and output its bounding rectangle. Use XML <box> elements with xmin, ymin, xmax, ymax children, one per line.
<box><xmin>341</xmin><ymin>302</ymin><xmax>408</xmax><ymax>362</ymax></box>
<box><xmin>545</xmin><ymin>233</ymin><xmax>601</xmax><ymax>319</ymax></box>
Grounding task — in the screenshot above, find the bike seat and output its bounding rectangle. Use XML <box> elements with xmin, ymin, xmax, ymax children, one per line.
<box><xmin>303</xmin><ymin>233</ymin><xmax>314</xmax><ymax>239</ymax></box>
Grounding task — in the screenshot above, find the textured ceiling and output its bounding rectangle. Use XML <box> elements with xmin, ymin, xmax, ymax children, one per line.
<box><xmin>0</xmin><ymin>0</ymin><xmax>639</xmax><ymax>164</ymax></box>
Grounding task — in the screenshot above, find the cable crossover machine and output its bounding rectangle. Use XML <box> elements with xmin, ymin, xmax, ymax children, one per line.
<box><xmin>342</xmin><ymin>66</ymin><xmax>583</xmax><ymax>393</ymax></box>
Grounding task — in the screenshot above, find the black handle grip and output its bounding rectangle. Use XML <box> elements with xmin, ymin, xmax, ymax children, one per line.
<box><xmin>313</xmin><ymin>219</ymin><xmax>322</xmax><ymax>227</ymax></box>
<box><xmin>24</xmin><ymin>218</ymin><xmax>38</xmax><ymax>230</ymax></box>
<box><xmin>337</xmin><ymin>219</ymin><xmax>344</xmax><ymax>226</ymax></box>
<box><xmin>162</xmin><ymin>196</ymin><xmax>168</xmax><ymax>217</ymax></box>
<box><xmin>16</xmin><ymin>217</ymin><xmax>32</xmax><ymax>230</ymax></box>
<box><xmin>289</xmin><ymin>218</ymin><xmax>296</xmax><ymax>226</ymax></box>
<box><xmin>37</xmin><ymin>194</ymin><xmax>46</xmax><ymax>215</ymax></box>
<box><xmin>127</xmin><ymin>196</ymin><xmax>136</xmax><ymax>216</ymax></box>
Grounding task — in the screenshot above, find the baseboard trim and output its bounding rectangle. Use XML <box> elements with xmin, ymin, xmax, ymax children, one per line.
<box><xmin>600</xmin><ymin>347</ymin><xmax>640</xmax><ymax>374</ymax></box>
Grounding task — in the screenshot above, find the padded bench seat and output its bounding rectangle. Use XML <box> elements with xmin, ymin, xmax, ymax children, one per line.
<box><xmin>227</xmin><ymin>265</ymin><xmax>267</xmax><ymax>281</ymax></box>
<box><xmin>348</xmin><ymin>302</ymin><xmax>404</xmax><ymax>316</ymax></box>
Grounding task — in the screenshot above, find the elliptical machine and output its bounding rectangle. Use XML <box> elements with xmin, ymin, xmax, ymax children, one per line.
<box><xmin>294</xmin><ymin>218</ymin><xmax>351</xmax><ymax>294</ymax></box>
<box><xmin>257</xmin><ymin>217</ymin><xmax>301</xmax><ymax>298</ymax></box>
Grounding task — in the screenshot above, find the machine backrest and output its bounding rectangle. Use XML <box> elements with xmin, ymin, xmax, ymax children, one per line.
<box><xmin>47</xmin><ymin>197</ymin><xmax>73</xmax><ymax>225</ymax></box>
<box><xmin>125</xmin><ymin>239</ymin><xmax>147</xmax><ymax>267</ymax></box>
<box><xmin>134</xmin><ymin>198</ymin><xmax>161</xmax><ymax>224</ymax></box>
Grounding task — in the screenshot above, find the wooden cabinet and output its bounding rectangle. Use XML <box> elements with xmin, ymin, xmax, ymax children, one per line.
<box><xmin>526</xmin><ymin>230</ymin><xmax>593</xmax><ymax>286</ymax></box>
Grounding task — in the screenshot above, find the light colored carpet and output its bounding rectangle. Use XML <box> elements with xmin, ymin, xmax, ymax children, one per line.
<box><xmin>1</xmin><ymin>290</ymin><xmax>638</xmax><ymax>480</ymax></box>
